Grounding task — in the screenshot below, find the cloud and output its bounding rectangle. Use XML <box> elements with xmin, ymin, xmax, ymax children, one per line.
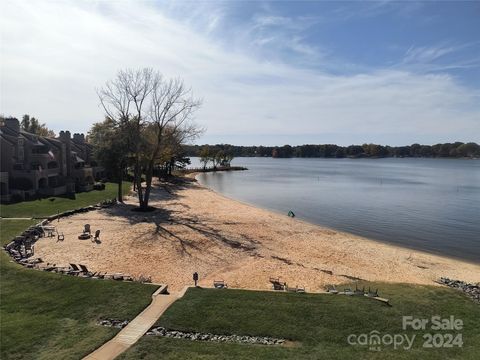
<box><xmin>1</xmin><ymin>0</ymin><xmax>479</xmax><ymax>145</ymax></box>
<box><xmin>403</xmin><ymin>44</ymin><xmax>458</xmax><ymax>64</ymax></box>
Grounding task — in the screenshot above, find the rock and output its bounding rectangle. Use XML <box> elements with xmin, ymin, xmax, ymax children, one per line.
<box><xmin>439</xmin><ymin>277</ymin><xmax>480</xmax><ymax>303</ymax></box>
<box><xmin>133</xmin><ymin>324</ymin><xmax>287</xmax><ymax>345</ymax></box>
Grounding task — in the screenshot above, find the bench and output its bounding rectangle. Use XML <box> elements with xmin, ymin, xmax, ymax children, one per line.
<box><xmin>213</xmin><ymin>280</ymin><xmax>227</xmax><ymax>289</ymax></box>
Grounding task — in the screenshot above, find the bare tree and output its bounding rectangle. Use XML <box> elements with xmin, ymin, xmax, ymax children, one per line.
<box><xmin>97</xmin><ymin>68</ymin><xmax>202</xmax><ymax>210</ymax></box>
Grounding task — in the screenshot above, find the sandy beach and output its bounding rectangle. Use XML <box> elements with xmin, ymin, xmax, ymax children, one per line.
<box><xmin>34</xmin><ymin>177</ymin><xmax>480</xmax><ymax>291</ymax></box>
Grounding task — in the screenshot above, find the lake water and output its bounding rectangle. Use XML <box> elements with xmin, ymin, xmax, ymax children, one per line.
<box><xmin>192</xmin><ymin>157</ymin><xmax>480</xmax><ymax>263</ymax></box>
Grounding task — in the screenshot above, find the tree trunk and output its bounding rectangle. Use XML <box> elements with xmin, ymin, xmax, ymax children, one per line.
<box><xmin>117</xmin><ymin>167</ymin><xmax>123</xmax><ymax>203</ymax></box>
<box><xmin>135</xmin><ymin>160</ymin><xmax>144</xmax><ymax>209</ymax></box>
<box><xmin>142</xmin><ymin>160</ymin><xmax>154</xmax><ymax>210</ymax></box>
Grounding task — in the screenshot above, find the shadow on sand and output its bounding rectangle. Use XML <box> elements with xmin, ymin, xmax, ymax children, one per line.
<box><xmin>101</xmin><ymin>177</ymin><xmax>259</xmax><ymax>258</ymax></box>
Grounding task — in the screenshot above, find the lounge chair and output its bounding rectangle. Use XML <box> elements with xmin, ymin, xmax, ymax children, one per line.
<box><xmin>285</xmin><ymin>285</ymin><xmax>305</xmax><ymax>293</ymax></box>
<box><xmin>344</xmin><ymin>288</ymin><xmax>354</xmax><ymax>296</ymax></box>
<box><xmin>40</xmin><ymin>263</ymin><xmax>60</xmax><ymax>272</ymax></box>
<box><xmin>354</xmin><ymin>285</ymin><xmax>364</xmax><ymax>296</ymax></box>
<box><xmin>20</xmin><ymin>257</ymin><xmax>43</xmax><ymax>268</ymax></box>
<box><xmin>366</xmin><ymin>287</ymin><xmax>378</xmax><ymax>297</ymax></box>
<box><xmin>270</xmin><ymin>277</ymin><xmax>286</xmax><ymax>291</ymax></box>
<box><xmin>112</xmin><ymin>273</ymin><xmax>125</xmax><ymax>281</ymax></box>
<box><xmin>78</xmin><ymin>264</ymin><xmax>96</xmax><ymax>277</ymax></box>
<box><xmin>326</xmin><ymin>285</ymin><xmax>338</xmax><ymax>294</ymax></box>
<box><xmin>135</xmin><ymin>274</ymin><xmax>152</xmax><ymax>283</ymax></box>
<box><xmin>57</xmin><ymin>232</ymin><xmax>64</xmax><ymax>241</ymax></box>
<box><xmin>213</xmin><ymin>280</ymin><xmax>227</xmax><ymax>289</ymax></box>
<box><xmin>53</xmin><ymin>264</ymin><xmax>81</xmax><ymax>275</ymax></box>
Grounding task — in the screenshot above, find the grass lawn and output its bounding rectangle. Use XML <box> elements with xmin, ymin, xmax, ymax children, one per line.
<box><xmin>120</xmin><ymin>286</ymin><xmax>480</xmax><ymax>360</ymax></box>
<box><xmin>0</xmin><ymin>181</ymin><xmax>131</xmax><ymax>218</ymax></box>
<box><xmin>0</xmin><ymin>184</ymin><xmax>156</xmax><ymax>360</ymax></box>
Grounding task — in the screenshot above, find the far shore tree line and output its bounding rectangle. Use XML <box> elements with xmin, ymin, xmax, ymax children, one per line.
<box><xmin>184</xmin><ymin>142</ymin><xmax>480</xmax><ymax>159</ymax></box>
<box><xmin>198</xmin><ymin>145</ymin><xmax>234</xmax><ymax>169</ymax></box>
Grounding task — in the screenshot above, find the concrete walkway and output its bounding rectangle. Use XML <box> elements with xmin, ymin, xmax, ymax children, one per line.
<box><xmin>83</xmin><ymin>285</ymin><xmax>189</xmax><ymax>360</ymax></box>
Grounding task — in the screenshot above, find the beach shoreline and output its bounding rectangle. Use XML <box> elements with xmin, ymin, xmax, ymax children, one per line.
<box><xmin>34</xmin><ymin>177</ymin><xmax>480</xmax><ymax>291</ymax></box>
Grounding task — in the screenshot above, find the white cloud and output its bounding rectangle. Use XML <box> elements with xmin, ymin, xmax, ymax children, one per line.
<box><xmin>1</xmin><ymin>0</ymin><xmax>479</xmax><ymax>145</ymax></box>
<box><xmin>403</xmin><ymin>44</ymin><xmax>457</xmax><ymax>64</ymax></box>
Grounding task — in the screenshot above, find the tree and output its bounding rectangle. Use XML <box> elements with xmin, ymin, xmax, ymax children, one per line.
<box><xmin>21</xmin><ymin>114</ymin><xmax>55</xmax><ymax>137</ymax></box>
<box><xmin>199</xmin><ymin>145</ymin><xmax>211</xmax><ymax>169</ymax></box>
<box><xmin>97</xmin><ymin>68</ymin><xmax>202</xmax><ymax>211</ymax></box>
<box><xmin>88</xmin><ymin>117</ymin><xmax>131</xmax><ymax>202</ymax></box>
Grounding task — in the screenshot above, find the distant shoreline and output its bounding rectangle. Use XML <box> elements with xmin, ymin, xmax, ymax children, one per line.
<box><xmin>184</xmin><ymin>142</ymin><xmax>480</xmax><ymax>159</ymax></box>
<box><xmin>178</xmin><ymin>166</ymin><xmax>248</xmax><ymax>174</ymax></box>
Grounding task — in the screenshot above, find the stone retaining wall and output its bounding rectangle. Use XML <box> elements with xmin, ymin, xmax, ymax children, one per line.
<box><xmin>97</xmin><ymin>319</ymin><xmax>286</xmax><ymax>345</ymax></box>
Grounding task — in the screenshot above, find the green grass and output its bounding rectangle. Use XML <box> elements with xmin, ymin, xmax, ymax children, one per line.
<box><xmin>120</xmin><ymin>286</ymin><xmax>480</xmax><ymax>360</ymax></box>
<box><xmin>0</xmin><ymin>181</ymin><xmax>131</xmax><ymax>218</ymax></box>
<box><xmin>0</xmin><ymin>184</ymin><xmax>156</xmax><ymax>360</ymax></box>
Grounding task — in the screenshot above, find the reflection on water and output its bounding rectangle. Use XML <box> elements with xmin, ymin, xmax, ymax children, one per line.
<box><xmin>193</xmin><ymin>157</ymin><xmax>480</xmax><ymax>263</ymax></box>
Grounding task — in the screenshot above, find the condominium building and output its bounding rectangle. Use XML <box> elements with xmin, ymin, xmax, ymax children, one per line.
<box><xmin>0</xmin><ymin>118</ymin><xmax>104</xmax><ymax>203</ymax></box>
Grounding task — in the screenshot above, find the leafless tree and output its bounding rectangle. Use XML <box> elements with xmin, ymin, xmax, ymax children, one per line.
<box><xmin>97</xmin><ymin>68</ymin><xmax>202</xmax><ymax>210</ymax></box>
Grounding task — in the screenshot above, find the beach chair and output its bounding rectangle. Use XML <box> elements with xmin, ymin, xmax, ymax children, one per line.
<box><xmin>136</xmin><ymin>274</ymin><xmax>152</xmax><ymax>283</ymax></box>
<box><xmin>93</xmin><ymin>229</ymin><xmax>100</xmax><ymax>242</ymax></box>
<box><xmin>78</xmin><ymin>264</ymin><xmax>96</xmax><ymax>277</ymax></box>
<box><xmin>112</xmin><ymin>273</ymin><xmax>124</xmax><ymax>281</ymax></box>
<box><xmin>344</xmin><ymin>288</ymin><xmax>354</xmax><ymax>296</ymax></box>
<box><xmin>37</xmin><ymin>263</ymin><xmax>58</xmax><ymax>272</ymax></box>
<box><xmin>366</xmin><ymin>287</ymin><xmax>378</xmax><ymax>297</ymax></box>
<box><xmin>21</xmin><ymin>257</ymin><xmax>43</xmax><ymax>268</ymax></box>
<box><xmin>269</xmin><ymin>277</ymin><xmax>286</xmax><ymax>291</ymax></box>
<box><xmin>354</xmin><ymin>285</ymin><xmax>364</xmax><ymax>296</ymax></box>
<box><xmin>54</xmin><ymin>264</ymin><xmax>80</xmax><ymax>275</ymax></box>
<box><xmin>57</xmin><ymin>232</ymin><xmax>64</xmax><ymax>241</ymax></box>
<box><xmin>273</xmin><ymin>281</ymin><xmax>286</xmax><ymax>291</ymax></box>
<box><xmin>24</xmin><ymin>242</ymin><xmax>34</xmax><ymax>257</ymax></box>
<box><xmin>123</xmin><ymin>274</ymin><xmax>134</xmax><ymax>281</ymax></box>
<box><xmin>83</xmin><ymin>224</ymin><xmax>91</xmax><ymax>234</ymax></box>
<box><xmin>213</xmin><ymin>280</ymin><xmax>227</xmax><ymax>289</ymax></box>
<box><xmin>66</xmin><ymin>263</ymin><xmax>87</xmax><ymax>276</ymax></box>
<box><xmin>326</xmin><ymin>285</ymin><xmax>338</xmax><ymax>294</ymax></box>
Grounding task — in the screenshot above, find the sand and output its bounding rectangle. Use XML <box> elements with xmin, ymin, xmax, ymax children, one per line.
<box><xmin>34</xmin><ymin>177</ymin><xmax>480</xmax><ymax>291</ymax></box>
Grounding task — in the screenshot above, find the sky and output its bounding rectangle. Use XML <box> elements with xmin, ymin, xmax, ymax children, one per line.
<box><xmin>1</xmin><ymin>0</ymin><xmax>479</xmax><ymax>146</ymax></box>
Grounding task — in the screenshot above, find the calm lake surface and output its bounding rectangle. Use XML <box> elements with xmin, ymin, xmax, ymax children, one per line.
<box><xmin>193</xmin><ymin>157</ymin><xmax>480</xmax><ymax>263</ymax></box>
